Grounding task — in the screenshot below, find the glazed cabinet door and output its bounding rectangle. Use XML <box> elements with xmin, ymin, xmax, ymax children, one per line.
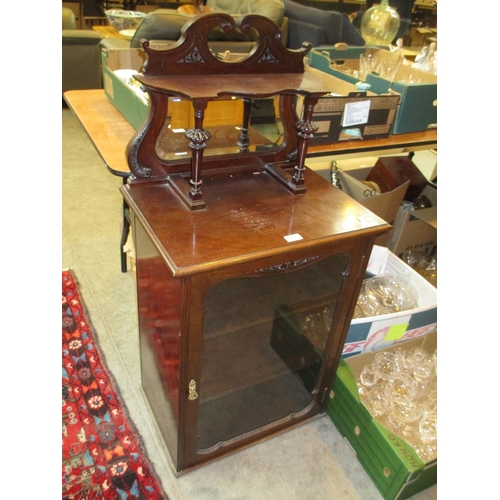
<box><xmin>180</xmin><ymin>238</ymin><xmax>374</xmax><ymax>472</ymax></box>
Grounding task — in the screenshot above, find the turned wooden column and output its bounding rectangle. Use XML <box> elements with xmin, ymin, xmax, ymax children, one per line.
<box><xmin>237</xmin><ymin>98</ymin><xmax>252</xmax><ymax>152</ymax></box>
<box><xmin>186</xmin><ymin>100</ymin><xmax>211</xmax><ymax>202</ymax></box>
<box><xmin>292</xmin><ymin>95</ymin><xmax>320</xmax><ymax>187</ymax></box>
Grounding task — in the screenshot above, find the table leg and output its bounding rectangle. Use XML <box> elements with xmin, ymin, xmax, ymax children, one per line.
<box><xmin>120</xmin><ymin>176</ymin><xmax>131</xmax><ymax>273</ymax></box>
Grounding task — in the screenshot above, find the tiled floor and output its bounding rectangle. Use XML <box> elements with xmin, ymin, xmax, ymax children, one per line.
<box><xmin>62</xmin><ymin>107</ymin><xmax>437</xmax><ymax>500</ymax></box>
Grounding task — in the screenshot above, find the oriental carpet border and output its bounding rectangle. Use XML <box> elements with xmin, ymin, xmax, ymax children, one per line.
<box><xmin>62</xmin><ymin>269</ymin><xmax>167</xmax><ymax>499</ymax></box>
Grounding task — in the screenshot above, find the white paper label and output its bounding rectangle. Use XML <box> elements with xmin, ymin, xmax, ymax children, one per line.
<box><xmin>342</xmin><ymin>100</ymin><xmax>371</xmax><ymax>127</ymax></box>
<box><xmin>284</xmin><ymin>233</ymin><xmax>303</xmax><ymax>242</ymax></box>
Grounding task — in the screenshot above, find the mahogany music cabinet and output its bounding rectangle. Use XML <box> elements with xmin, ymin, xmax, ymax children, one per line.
<box><xmin>120</xmin><ymin>13</ymin><xmax>391</xmax><ymax>474</ymax></box>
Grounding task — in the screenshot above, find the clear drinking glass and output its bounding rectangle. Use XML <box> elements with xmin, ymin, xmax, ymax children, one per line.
<box><xmin>359</xmin><ymin>364</ymin><xmax>381</xmax><ymax>389</ymax></box>
<box><xmin>390</xmin><ymin>348</ymin><xmax>407</xmax><ymax>372</ymax></box>
<box><xmin>373</xmin><ymin>351</ymin><xmax>402</xmax><ymax>380</ymax></box>
<box><xmin>398</xmin><ymin>71</ymin><xmax>422</xmax><ymax>85</ymax></box>
<box><xmin>386</xmin><ymin>373</ymin><xmax>417</xmax><ymax>403</ymax></box>
<box><xmin>422</xmin><ymin>389</ymin><xmax>437</xmax><ymax>412</ymax></box>
<box><xmin>379</xmin><ymin>53</ymin><xmax>404</xmax><ymax>82</ymax></box>
<box><xmin>390</xmin><ymin>399</ymin><xmax>423</xmax><ymax>425</ymax></box>
<box><xmin>411</xmin><ymin>348</ymin><xmax>435</xmax><ymax>381</ymax></box>
<box><xmin>399</xmin><ymin>421</ymin><xmax>420</xmax><ymax>445</ymax></box>
<box><xmin>359</xmin><ymin>53</ymin><xmax>381</xmax><ymax>81</ymax></box>
<box><xmin>363</xmin><ymin>385</ymin><xmax>388</xmax><ymax>417</ymax></box>
<box><xmin>364</xmin><ymin>275</ymin><xmax>418</xmax><ymax>315</ymax></box>
<box><xmin>419</xmin><ymin>410</ymin><xmax>437</xmax><ymax>443</ymax></box>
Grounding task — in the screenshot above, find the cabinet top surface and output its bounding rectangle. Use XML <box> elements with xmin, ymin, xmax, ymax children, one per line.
<box><xmin>122</xmin><ymin>169</ymin><xmax>390</xmax><ymax>275</ymax></box>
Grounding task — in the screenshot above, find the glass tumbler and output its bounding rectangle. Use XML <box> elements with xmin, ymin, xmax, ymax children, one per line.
<box><xmin>379</xmin><ymin>53</ymin><xmax>403</xmax><ymax>82</ymax></box>
<box><xmin>359</xmin><ymin>364</ymin><xmax>381</xmax><ymax>389</ymax></box>
<box><xmin>373</xmin><ymin>351</ymin><xmax>401</xmax><ymax>381</ymax></box>
<box><xmin>386</xmin><ymin>373</ymin><xmax>417</xmax><ymax>403</ymax></box>
<box><xmin>363</xmin><ymin>385</ymin><xmax>388</xmax><ymax>418</ymax></box>
<box><xmin>419</xmin><ymin>410</ymin><xmax>437</xmax><ymax>442</ymax></box>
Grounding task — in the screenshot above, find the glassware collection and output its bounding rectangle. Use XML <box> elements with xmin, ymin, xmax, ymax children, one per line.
<box><xmin>401</xmin><ymin>251</ymin><xmax>437</xmax><ymax>288</ymax></box>
<box><xmin>325</xmin><ymin>35</ymin><xmax>437</xmax><ymax>87</ymax></box>
<box><xmin>297</xmin><ymin>304</ymin><xmax>335</xmax><ymax>350</ymax></box>
<box><xmin>357</xmin><ymin>346</ymin><xmax>437</xmax><ymax>462</ymax></box>
<box><xmin>297</xmin><ymin>272</ymin><xmax>419</xmax><ymax>345</ymax></box>
<box><xmin>353</xmin><ymin>274</ymin><xmax>419</xmax><ymax>319</ymax></box>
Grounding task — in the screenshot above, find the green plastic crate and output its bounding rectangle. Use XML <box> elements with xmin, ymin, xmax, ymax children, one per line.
<box><xmin>326</xmin><ymin>334</ymin><xmax>437</xmax><ymax>500</ymax></box>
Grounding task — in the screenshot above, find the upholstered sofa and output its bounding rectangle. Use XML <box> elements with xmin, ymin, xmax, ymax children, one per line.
<box><xmin>62</xmin><ymin>7</ymin><xmax>104</xmax><ymax>94</ymax></box>
<box><xmin>100</xmin><ymin>0</ymin><xmax>289</xmax><ymax>54</ymax></box>
<box><xmin>282</xmin><ymin>0</ymin><xmax>364</xmax><ymax>49</ymax></box>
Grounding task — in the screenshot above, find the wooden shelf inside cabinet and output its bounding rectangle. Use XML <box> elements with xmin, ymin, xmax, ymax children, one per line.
<box><xmin>200</xmin><ymin>275</ymin><xmax>343</xmax><ymax>403</ymax></box>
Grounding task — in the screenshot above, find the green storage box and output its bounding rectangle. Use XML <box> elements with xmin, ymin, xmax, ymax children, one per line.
<box><xmin>101</xmin><ymin>47</ymin><xmax>149</xmax><ymax>131</ymax></box>
<box><xmin>308</xmin><ymin>46</ymin><xmax>437</xmax><ymax>135</ymax></box>
<box><xmin>326</xmin><ymin>333</ymin><xmax>437</xmax><ymax>500</ymax></box>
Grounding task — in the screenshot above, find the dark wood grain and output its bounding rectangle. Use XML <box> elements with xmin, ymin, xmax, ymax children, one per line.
<box><xmin>122</xmin><ymin>168</ymin><xmax>389</xmax><ymax>275</ymax></box>
<box><xmin>126</xmin><ymin>172</ymin><xmax>390</xmax><ymax>472</ymax></box>
<box><xmin>127</xmin><ymin>14</ymin><xmax>336</xmax><ymax>208</ymax></box>
<box><xmin>112</xmin><ymin>14</ymin><xmax>395</xmax><ymax>474</ymax></box>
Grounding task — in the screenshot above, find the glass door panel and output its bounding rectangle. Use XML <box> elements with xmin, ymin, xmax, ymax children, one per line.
<box><xmin>196</xmin><ymin>253</ymin><xmax>350</xmax><ymax>450</ymax></box>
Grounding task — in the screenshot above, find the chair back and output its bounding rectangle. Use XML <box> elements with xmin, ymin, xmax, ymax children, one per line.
<box><xmin>63</xmin><ymin>7</ymin><xmax>77</xmax><ymax>30</ymax></box>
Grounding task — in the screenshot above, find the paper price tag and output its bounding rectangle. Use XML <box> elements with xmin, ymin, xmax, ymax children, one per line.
<box><xmin>342</xmin><ymin>100</ymin><xmax>371</xmax><ymax>127</ymax></box>
<box><xmin>284</xmin><ymin>234</ymin><xmax>303</xmax><ymax>242</ymax></box>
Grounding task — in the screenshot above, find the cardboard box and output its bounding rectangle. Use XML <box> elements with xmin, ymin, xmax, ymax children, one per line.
<box><xmin>343</xmin><ymin>245</ymin><xmax>437</xmax><ymax>357</ymax></box>
<box><xmin>301</xmin><ymin>66</ymin><xmax>400</xmax><ymax>144</ymax></box>
<box><xmin>337</xmin><ymin>167</ymin><xmax>409</xmax><ymax>225</ymax></box>
<box><xmin>366</xmin><ymin>156</ymin><xmax>429</xmax><ymax>202</ymax></box>
<box><xmin>414</xmin><ymin>0</ymin><xmax>438</xmax><ymax>8</ymax></box>
<box><xmin>326</xmin><ymin>332</ymin><xmax>437</xmax><ymax>500</ymax></box>
<box><xmin>368</xmin><ymin>66</ymin><xmax>437</xmax><ymax>135</ymax></box>
<box><xmin>388</xmin><ymin>184</ymin><xmax>437</xmax><ymax>258</ymax></box>
<box><xmin>308</xmin><ymin>47</ymin><xmax>437</xmax><ymax>134</ymax></box>
<box><xmin>406</xmin><ymin>26</ymin><xmax>437</xmax><ymax>48</ymax></box>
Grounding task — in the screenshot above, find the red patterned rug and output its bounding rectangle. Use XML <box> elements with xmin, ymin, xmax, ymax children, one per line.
<box><xmin>62</xmin><ymin>270</ymin><xmax>167</xmax><ymax>499</ymax></box>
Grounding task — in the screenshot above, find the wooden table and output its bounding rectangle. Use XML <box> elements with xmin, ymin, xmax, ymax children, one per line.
<box><xmin>63</xmin><ymin>89</ymin><xmax>437</xmax><ymax>176</ymax></box>
<box><xmin>64</xmin><ymin>89</ymin><xmax>133</xmax><ymax>177</ymax></box>
<box><xmin>308</xmin><ymin>127</ymin><xmax>437</xmax><ymax>160</ymax></box>
<box><xmin>63</xmin><ymin>88</ymin><xmax>437</xmax><ymax>271</ymax></box>
<box><xmin>64</xmin><ymin>89</ymin><xmax>134</xmax><ymax>272</ymax></box>
<box><xmin>92</xmin><ymin>25</ymin><xmax>133</xmax><ymax>40</ymax></box>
